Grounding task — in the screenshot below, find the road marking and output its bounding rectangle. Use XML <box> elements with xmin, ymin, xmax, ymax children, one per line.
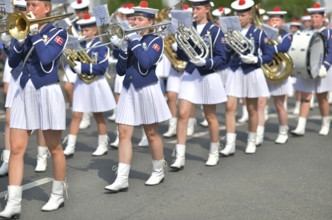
<box><xmin>0</xmin><ymin>177</ymin><xmax>53</xmax><ymax>198</ymax></box>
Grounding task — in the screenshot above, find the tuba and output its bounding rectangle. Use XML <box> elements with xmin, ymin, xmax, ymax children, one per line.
<box><xmin>253</xmin><ymin>5</ymin><xmax>293</xmax><ymax>83</ymax></box>
<box><xmin>164</xmin><ymin>34</ymin><xmax>187</xmax><ymax>72</ymax></box>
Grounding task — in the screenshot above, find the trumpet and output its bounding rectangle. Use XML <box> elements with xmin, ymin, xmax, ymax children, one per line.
<box><xmin>6</xmin><ymin>11</ymin><xmax>74</xmax><ymax>40</ymax></box>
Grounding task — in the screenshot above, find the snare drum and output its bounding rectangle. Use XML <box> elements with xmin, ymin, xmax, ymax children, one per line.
<box><xmin>289</xmin><ymin>31</ymin><xmax>325</xmax><ymax>78</ymax></box>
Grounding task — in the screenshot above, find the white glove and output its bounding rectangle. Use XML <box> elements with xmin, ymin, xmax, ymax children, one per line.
<box><xmin>240</xmin><ymin>54</ymin><xmax>258</xmax><ymax>64</ymax></box>
<box><xmin>27</xmin><ymin>12</ymin><xmax>39</xmax><ymax>36</ymax></box>
<box><xmin>171</xmin><ymin>42</ymin><xmax>178</xmax><ymax>52</ymax></box>
<box><xmin>190</xmin><ymin>56</ymin><xmax>206</xmax><ymax>67</ymax></box>
<box><xmin>319</xmin><ymin>65</ymin><xmax>327</xmax><ymax>78</ymax></box>
<box><xmin>73</xmin><ymin>61</ymin><xmax>82</xmax><ymax>74</ymax></box>
<box><xmin>126</xmin><ymin>33</ymin><xmax>142</xmax><ymax>42</ymax></box>
<box><xmin>110</xmin><ymin>35</ymin><xmax>123</xmax><ymax>47</ymax></box>
<box><xmin>1</xmin><ymin>33</ymin><xmax>12</xmax><ymax>48</ymax></box>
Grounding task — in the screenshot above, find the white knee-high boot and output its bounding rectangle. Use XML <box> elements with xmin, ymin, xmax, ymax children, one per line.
<box><xmin>63</xmin><ymin>134</ymin><xmax>77</xmax><ymax>158</ymax></box>
<box><xmin>41</xmin><ymin>179</ymin><xmax>67</xmax><ymax>212</ymax></box>
<box><xmin>245</xmin><ymin>132</ymin><xmax>257</xmax><ymax>154</ymax></box>
<box><xmin>205</xmin><ymin>142</ymin><xmax>220</xmax><ymax>166</ymax></box>
<box><xmin>145</xmin><ymin>159</ymin><xmax>166</xmax><ymax>185</ymax></box>
<box><xmin>110</xmin><ymin>128</ymin><xmax>119</xmax><ymax>148</ymax></box>
<box><xmin>163</xmin><ymin>117</ymin><xmax>177</xmax><ymax>138</ymax></box>
<box><xmin>318</xmin><ymin>116</ymin><xmax>330</xmax><ymax>136</ymax></box>
<box><xmin>220</xmin><ymin>133</ymin><xmax>236</xmax><ymax>156</ymax></box>
<box><xmin>0</xmin><ymin>149</ymin><xmax>10</xmax><ymax>176</ymax></box>
<box><xmin>35</xmin><ymin>146</ymin><xmax>50</xmax><ymax>172</ymax></box>
<box><xmin>138</xmin><ymin>129</ymin><xmax>149</xmax><ymax>147</ymax></box>
<box><xmin>255</xmin><ymin>125</ymin><xmax>265</xmax><ymax>146</ymax></box>
<box><xmin>291</xmin><ymin>117</ymin><xmax>307</xmax><ymax>136</ymax></box>
<box><xmin>79</xmin><ymin>112</ymin><xmax>91</xmax><ymax>129</ymax></box>
<box><xmin>238</xmin><ymin>105</ymin><xmax>248</xmax><ymax>123</ymax></box>
<box><xmin>187</xmin><ymin>118</ymin><xmax>196</xmax><ymax>136</ymax></box>
<box><xmin>92</xmin><ymin>135</ymin><xmax>109</xmax><ymax>156</ymax></box>
<box><xmin>170</xmin><ymin>144</ymin><xmax>185</xmax><ymax>171</ymax></box>
<box><xmin>275</xmin><ymin>125</ymin><xmax>289</xmax><ymax>144</ymax></box>
<box><xmin>105</xmin><ymin>163</ymin><xmax>130</xmax><ymax>193</ymax></box>
<box><xmin>0</xmin><ymin>185</ymin><xmax>22</xmax><ymax>219</ymax></box>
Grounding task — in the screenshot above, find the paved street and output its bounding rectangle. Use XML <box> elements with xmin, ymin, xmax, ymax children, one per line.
<box><xmin>0</xmin><ymin>84</ymin><xmax>331</xmax><ymax>220</ymax></box>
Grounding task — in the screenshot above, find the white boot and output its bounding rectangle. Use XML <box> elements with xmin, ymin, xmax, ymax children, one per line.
<box><xmin>145</xmin><ymin>159</ymin><xmax>166</xmax><ymax>185</ymax></box>
<box><xmin>310</xmin><ymin>95</ymin><xmax>315</xmax><ymax>109</ymax></box>
<box><xmin>187</xmin><ymin>118</ymin><xmax>196</xmax><ymax>136</ymax></box>
<box><xmin>255</xmin><ymin>125</ymin><xmax>265</xmax><ymax>146</ymax></box>
<box><xmin>328</xmin><ymin>91</ymin><xmax>332</xmax><ymax>104</ymax></box>
<box><xmin>0</xmin><ymin>185</ymin><xmax>22</xmax><ymax>219</ymax></box>
<box><xmin>63</xmin><ymin>134</ymin><xmax>76</xmax><ymax>158</ymax></box>
<box><xmin>199</xmin><ymin>119</ymin><xmax>208</xmax><ymax>127</ymax></box>
<box><xmin>264</xmin><ymin>105</ymin><xmax>269</xmax><ymax>121</ymax></box>
<box><xmin>92</xmin><ymin>135</ymin><xmax>109</xmax><ymax>156</ymax></box>
<box><xmin>79</xmin><ymin>112</ymin><xmax>91</xmax><ymax>129</ymax></box>
<box><xmin>170</xmin><ymin>144</ymin><xmax>185</xmax><ymax>171</ymax></box>
<box><xmin>138</xmin><ymin>129</ymin><xmax>149</xmax><ymax>147</ymax></box>
<box><xmin>35</xmin><ymin>146</ymin><xmax>50</xmax><ymax>172</ymax></box>
<box><xmin>291</xmin><ymin>117</ymin><xmax>307</xmax><ymax>136</ymax></box>
<box><xmin>163</xmin><ymin>117</ymin><xmax>177</xmax><ymax>138</ymax></box>
<box><xmin>238</xmin><ymin>105</ymin><xmax>248</xmax><ymax>123</ymax></box>
<box><xmin>220</xmin><ymin>133</ymin><xmax>236</xmax><ymax>157</ymax></box>
<box><xmin>107</xmin><ymin>108</ymin><xmax>116</xmax><ymax>121</ymax></box>
<box><xmin>275</xmin><ymin>125</ymin><xmax>289</xmax><ymax>144</ymax></box>
<box><xmin>245</xmin><ymin>132</ymin><xmax>257</xmax><ymax>154</ymax></box>
<box><xmin>41</xmin><ymin>179</ymin><xmax>66</xmax><ymax>212</ymax></box>
<box><xmin>0</xmin><ymin>149</ymin><xmax>10</xmax><ymax>176</ymax></box>
<box><xmin>205</xmin><ymin>142</ymin><xmax>220</xmax><ymax>166</ymax></box>
<box><xmin>293</xmin><ymin>101</ymin><xmax>300</xmax><ymax>115</ymax></box>
<box><xmin>110</xmin><ymin>130</ymin><xmax>119</xmax><ymax>148</ymax></box>
<box><xmin>105</xmin><ymin>163</ymin><xmax>130</xmax><ymax>193</ymax></box>
<box><xmin>318</xmin><ymin>116</ymin><xmax>330</xmax><ymax>136</ymax></box>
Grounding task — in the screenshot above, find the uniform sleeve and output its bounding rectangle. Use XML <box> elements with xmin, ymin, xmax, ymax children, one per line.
<box><xmin>115</xmin><ymin>50</ymin><xmax>129</xmax><ymax>76</ymax></box>
<box><xmin>203</xmin><ymin>28</ymin><xmax>227</xmax><ymax>70</ymax></box>
<box><xmin>129</xmin><ymin>36</ymin><xmax>163</xmax><ymax>70</ymax></box>
<box><xmin>81</xmin><ymin>46</ymin><xmax>109</xmax><ymax>75</ymax></box>
<box><xmin>272</xmin><ymin>33</ymin><xmax>292</xmax><ymax>54</ymax></box>
<box><xmin>257</xmin><ymin>30</ymin><xmax>274</xmax><ymax>66</ymax></box>
<box><xmin>30</xmin><ymin>29</ymin><xmax>67</xmax><ymax>66</ymax></box>
<box><xmin>8</xmin><ymin>39</ymin><xmax>25</xmax><ymax>68</ymax></box>
<box><xmin>323</xmin><ymin>29</ymin><xmax>332</xmax><ymax>70</ymax></box>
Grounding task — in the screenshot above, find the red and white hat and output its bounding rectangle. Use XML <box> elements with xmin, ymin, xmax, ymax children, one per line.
<box><xmin>301</xmin><ymin>14</ymin><xmax>311</xmax><ymax>21</ymax></box>
<box><xmin>259</xmin><ymin>8</ymin><xmax>266</xmax><ymax>15</ymax></box>
<box><xmin>183</xmin><ymin>4</ymin><xmax>193</xmax><ymax>12</ymax></box>
<box><xmin>212</xmin><ymin>7</ymin><xmax>231</xmax><ymax>17</ymax></box>
<box><xmin>189</xmin><ymin>0</ymin><xmax>213</xmax><ymax>7</ymax></box>
<box><xmin>133</xmin><ymin>1</ymin><xmax>159</xmax><ymax>19</ymax></box>
<box><xmin>13</xmin><ymin>0</ymin><xmax>26</xmax><ymax>8</ymax></box>
<box><xmin>231</xmin><ymin>0</ymin><xmax>255</xmax><ymax>12</ymax></box>
<box><xmin>307</xmin><ymin>3</ymin><xmax>325</xmax><ymax>14</ymax></box>
<box><xmin>289</xmin><ymin>19</ymin><xmax>302</xmax><ymax>27</ymax></box>
<box><xmin>76</xmin><ymin>14</ymin><xmax>96</xmax><ymax>28</ymax></box>
<box><xmin>122</xmin><ymin>3</ymin><xmax>135</xmax><ymax>16</ymax></box>
<box><xmin>266</xmin><ymin>7</ymin><xmax>287</xmax><ymax>18</ymax></box>
<box><xmin>71</xmin><ymin>0</ymin><xmax>89</xmax><ymax>10</ymax></box>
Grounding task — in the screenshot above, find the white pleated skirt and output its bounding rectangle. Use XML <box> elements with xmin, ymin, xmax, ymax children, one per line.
<box><xmin>178</xmin><ymin>69</ymin><xmax>227</xmax><ymax>104</ymax></box>
<box><xmin>5</xmin><ymin>74</ymin><xmax>22</xmax><ymax>108</ymax></box>
<box><xmin>10</xmin><ymin>80</ymin><xmax>66</xmax><ymax>130</ymax></box>
<box><xmin>2</xmin><ymin>59</ymin><xmax>11</xmax><ymax>83</ymax></box>
<box><xmin>114</xmin><ymin>74</ymin><xmax>125</xmax><ymax>94</ymax></box>
<box><xmin>267</xmin><ymin>77</ymin><xmax>292</xmax><ymax>96</ymax></box>
<box><xmin>225</xmin><ymin>68</ymin><xmax>270</xmax><ymax>98</ymax></box>
<box><xmin>295</xmin><ymin>68</ymin><xmax>332</xmax><ymax>93</ymax></box>
<box><xmin>62</xmin><ymin>65</ymin><xmax>78</xmax><ymax>83</ymax></box>
<box><xmin>166</xmin><ymin>67</ymin><xmax>183</xmax><ymax>93</ymax></box>
<box><xmin>219</xmin><ymin>68</ymin><xmax>229</xmax><ymax>86</ymax></box>
<box><xmin>73</xmin><ymin>76</ymin><xmax>116</xmax><ymax>113</ymax></box>
<box><xmin>116</xmin><ymin>82</ymin><xmax>171</xmax><ymax>126</ymax></box>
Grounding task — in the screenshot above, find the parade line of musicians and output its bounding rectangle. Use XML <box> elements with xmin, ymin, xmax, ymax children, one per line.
<box><xmin>0</xmin><ymin>0</ymin><xmax>331</xmax><ymax>218</ymax></box>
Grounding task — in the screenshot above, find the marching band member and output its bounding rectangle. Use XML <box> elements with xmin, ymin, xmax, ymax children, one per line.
<box><xmin>63</xmin><ymin>14</ymin><xmax>116</xmax><ymax>157</ymax></box>
<box><xmin>291</xmin><ymin>3</ymin><xmax>332</xmax><ymax>136</ymax></box>
<box><xmin>289</xmin><ymin>19</ymin><xmax>302</xmax><ymax>33</ymax></box>
<box><xmin>220</xmin><ymin>0</ymin><xmax>273</xmax><ymax>156</ymax></box>
<box><xmin>63</xmin><ymin>0</ymin><xmax>92</xmax><ymax>130</ymax></box>
<box><xmin>301</xmin><ymin>14</ymin><xmax>312</xmax><ymax>30</ymax></box>
<box><xmin>105</xmin><ymin>1</ymin><xmax>171</xmax><ymax>192</ymax></box>
<box><xmin>264</xmin><ymin>7</ymin><xmax>293</xmax><ymax>144</ymax></box>
<box><xmin>0</xmin><ymin>0</ymin><xmax>50</xmax><ymax>177</ymax></box>
<box><xmin>0</xmin><ymin>0</ymin><xmax>68</xmax><ymax>217</ymax></box>
<box><xmin>170</xmin><ymin>0</ymin><xmax>227</xmax><ymax>170</ymax></box>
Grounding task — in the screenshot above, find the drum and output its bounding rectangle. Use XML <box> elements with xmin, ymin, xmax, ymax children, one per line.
<box><xmin>288</xmin><ymin>31</ymin><xmax>325</xmax><ymax>78</ymax></box>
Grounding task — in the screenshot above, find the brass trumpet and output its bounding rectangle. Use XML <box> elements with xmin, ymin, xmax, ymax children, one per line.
<box><xmin>6</xmin><ymin>11</ymin><xmax>73</xmax><ymax>40</ymax></box>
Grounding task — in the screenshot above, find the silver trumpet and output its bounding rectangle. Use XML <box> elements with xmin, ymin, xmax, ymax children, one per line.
<box><xmin>224</xmin><ymin>28</ymin><xmax>255</xmax><ymax>56</ymax></box>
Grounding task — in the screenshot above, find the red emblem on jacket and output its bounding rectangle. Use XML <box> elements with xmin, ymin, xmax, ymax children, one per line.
<box><xmin>152</xmin><ymin>43</ymin><xmax>160</xmax><ymax>52</ymax></box>
<box><xmin>54</xmin><ymin>36</ymin><xmax>63</xmax><ymax>45</ymax></box>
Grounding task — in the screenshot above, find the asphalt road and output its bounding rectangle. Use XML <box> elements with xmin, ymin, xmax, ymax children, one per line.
<box><xmin>0</xmin><ymin>85</ymin><xmax>331</xmax><ymax>220</ymax></box>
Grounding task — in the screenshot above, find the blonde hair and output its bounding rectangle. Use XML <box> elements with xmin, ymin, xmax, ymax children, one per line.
<box><xmin>43</xmin><ymin>1</ymin><xmax>52</xmax><ymax>16</ymax></box>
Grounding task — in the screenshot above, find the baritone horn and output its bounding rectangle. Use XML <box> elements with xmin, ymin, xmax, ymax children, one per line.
<box><xmin>7</xmin><ymin>11</ymin><xmax>74</xmax><ymax>40</ymax></box>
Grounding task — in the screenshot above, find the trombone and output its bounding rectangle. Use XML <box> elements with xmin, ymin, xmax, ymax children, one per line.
<box><xmin>6</xmin><ymin>11</ymin><xmax>74</xmax><ymax>40</ymax></box>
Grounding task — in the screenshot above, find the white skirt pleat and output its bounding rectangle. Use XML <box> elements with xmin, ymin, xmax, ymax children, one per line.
<box><xmin>178</xmin><ymin>69</ymin><xmax>227</xmax><ymax>104</ymax></box>
<box><xmin>5</xmin><ymin>74</ymin><xmax>22</xmax><ymax>108</ymax></box>
<box><xmin>219</xmin><ymin>68</ymin><xmax>229</xmax><ymax>86</ymax></box>
<box><xmin>2</xmin><ymin>59</ymin><xmax>11</xmax><ymax>83</ymax></box>
<box><xmin>72</xmin><ymin>76</ymin><xmax>116</xmax><ymax>113</ymax></box>
<box><xmin>166</xmin><ymin>67</ymin><xmax>183</xmax><ymax>93</ymax></box>
<box><xmin>267</xmin><ymin>77</ymin><xmax>292</xmax><ymax>96</ymax></box>
<box><xmin>10</xmin><ymin>80</ymin><xmax>66</xmax><ymax>130</ymax></box>
<box><xmin>114</xmin><ymin>74</ymin><xmax>125</xmax><ymax>94</ymax></box>
<box><xmin>62</xmin><ymin>65</ymin><xmax>78</xmax><ymax>83</ymax></box>
<box><xmin>225</xmin><ymin>68</ymin><xmax>270</xmax><ymax>98</ymax></box>
<box><xmin>116</xmin><ymin>83</ymin><xmax>171</xmax><ymax>126</ymax></box>
<box><xmin>295</xmin><ymin>67</ymin><xmax>332</xmax><ymax>93</ymax></box>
